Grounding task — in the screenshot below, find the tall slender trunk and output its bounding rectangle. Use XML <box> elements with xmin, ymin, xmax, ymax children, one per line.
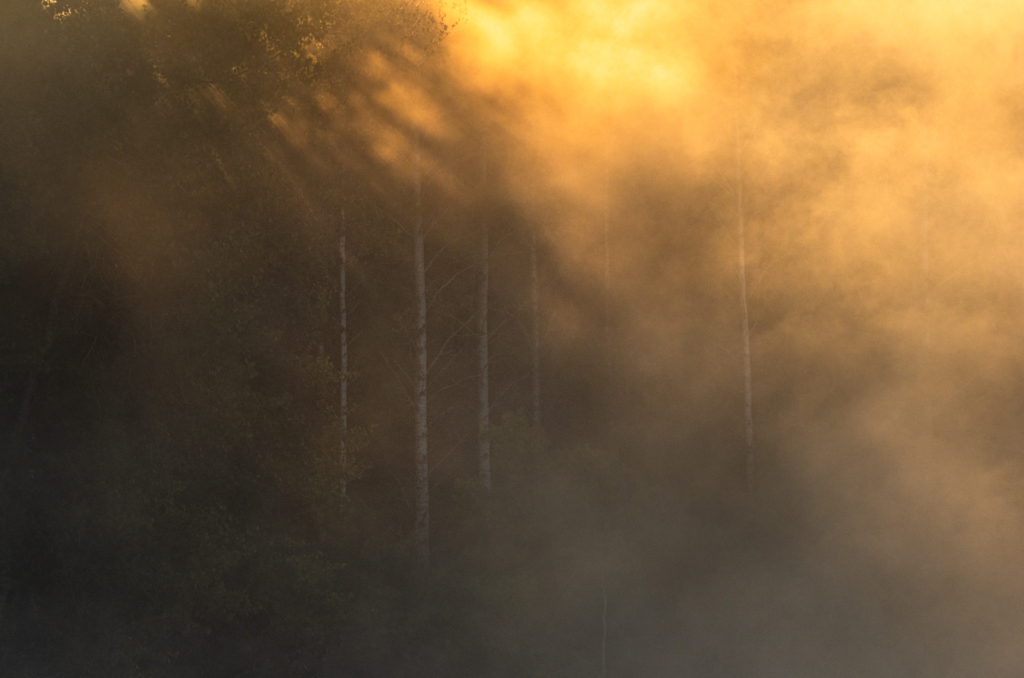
<box><xmin>530</xmin><ymin>230</ymin><xmax>541</xmax><ymax>427</ymax></box>
<box><xmin>600</xmin><ymin>584</ymin><xmax>608</xmax><ymax>678</ymax></box>
<box><xmin>477</xmin><ymin>160</ymin><xmax>491</xmax><ymax>490</ymax></box>
<box><xmin>603</xmin><ymin>161</ymin><xmax>611</xmax><ymax>374</ymax></box>
<box><xmin>921</xmin><ymin>179</ymin><xmax>933</xmax><ymax>436</ymax></box>
<box><xmin>339</xmin><ymin>208</ymin><xmax>348</xmax><ymax>501</ymax></box>
<box><xmin>602</xmin><ymin>159</ymin><xmax>614</xmax><ymax>444</ymax></box>
<box><xmin>921</xmin><ymin>173</ymin><xmax>932</xmax><ymax>352</ymax></box>
<box><xmin>922</xmin><ymin>219</ymin><xmax>930</xmax><ymax>348</ymax></box>
<box><xmin>736</xmin><ymin>123</ymin><xmax>755</xmax><ymax>495</ymax></box>
<box><xmin>413</xmin><ymin>133</ymin><xmax>430</xmax><ymax>568</ymax></box>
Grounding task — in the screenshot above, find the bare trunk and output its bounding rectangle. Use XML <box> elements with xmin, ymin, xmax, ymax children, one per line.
<box><xmin>530</xmin><ymin>230</ymin><xmax>541</xmax><ymax>427</ymax></box>
<box><xmin>922</xmin><ymin>219</ymin><xmax>930</xmax><ymax>348</ymax></box>
<box><xmin>413</xmin><ymin>133</ymin><xmax>430</xmax><ymax>568</ymax></box>
<box><xmin>736</xmin><ymin>124</ymin><xmax>755</xmax><ymax>495</ymax></box>
<box><xmin>921</xmin><ymin>176</ymin><xmax>932</xmax><ymax>352</ymax></box>
<box><xmin>600</xmin><ymin>584</ymin><xmax>608</xmax><ymax>678</ymax></box>
<box><xmin>603</xmin><ymin>159</ymin><xmax>614</xmax><ymax>443</ymax></box>
<box><xmin>477</xmin><ymin>161</ymin><xmax>491</xmax><ymax>490</ymax></box>
<box><xmin>921</xmin><ymin>185</ymin><xmax>933</xmax><ymax>435</ymax></box>
<box><xmin>340</xmin><ymin>208</ymin><xmax>348</xmax><ymax>501</ymax></box>
<box><xmin>603</xmin><ymin>161</ymin><xmax>611</xmax><ymax>374</ymax></box>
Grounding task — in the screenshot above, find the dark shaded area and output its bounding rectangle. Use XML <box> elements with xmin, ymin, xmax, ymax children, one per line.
<box><xmin>0</xmin><ymin>2</ymin><xmax>645</xmax><ymax>674</ymax></box>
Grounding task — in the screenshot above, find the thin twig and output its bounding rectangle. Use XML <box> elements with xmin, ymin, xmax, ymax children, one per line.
<box><xmin>380</xmin><ymin>351</ymin><xmax>415</xmax><ymax>406</ymax></box>
<box><xmin>426</xmin><ymin>316</ymin><xmax>474</xmax><ymax>373</ymax></box>
<box><xmin>427</xmin><ymin>263</ymin><xmax>474</xmax><ymax>310</ymax></box>
<box><xmin>491</xmin><ymin>373</ymin><xmax>528</xmax><ymax>413</ymax></box>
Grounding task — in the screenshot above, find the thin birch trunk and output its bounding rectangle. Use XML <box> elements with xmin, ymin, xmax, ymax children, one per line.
<box><xmin>413</xmin><ymin>132</ymin><xmax>430</xmax><ymax>568</ymax></box>
<box><xmin>922</xmin><ymin>172</ymin><xmax>932</xmax><ymax>352</ymax></box>
<box><xmin>921</xmin><ymin>180</ymin><xmax>933</xmax><ymax>436</ymax></box>
<box><xmin>477</xmin><ymin>160</ymin><xmax>491</xmax><ymax>490</ymax></box>
<box><xmin>339</xmin><ymin>207</ymin><xmax>348</xmax><ymax>501</ymax></box>
<box><xmin>736</xmin><ymin>123</ymin><xmax>755</xmax><ymax>495</ymax></box>
<box><xmin>600</xmin><ymin>584</ymin><xmax>608</xmax><ymax>678</ymax></box>
<box><xmin>530</xmin><ymin>230</ymin><xmax>541</xmax><ymax>427</ymax></box>
<box><xmin>603</xmin><ymin>161</ymin><xmax>611</xmax><ymax>374</ymax></box>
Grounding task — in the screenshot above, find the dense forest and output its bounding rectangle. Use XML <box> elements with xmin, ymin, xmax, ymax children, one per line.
<box><xmin>5</xmin><ymin>0</ymin><xmax>1024</xmax><ymax>676</ymax></box>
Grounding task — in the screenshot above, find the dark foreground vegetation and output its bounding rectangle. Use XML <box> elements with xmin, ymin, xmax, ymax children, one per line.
<box><xmin>0</xmin><ymin>2</ymin><xmax>720</xmax><ymax>674</ymax></box>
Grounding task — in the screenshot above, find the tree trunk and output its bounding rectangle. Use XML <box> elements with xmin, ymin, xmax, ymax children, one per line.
<box><xmin>601</xmin><ymin>584</ymin><xmax>608</xmax><ymax>678</ymax></box>
<box><xmin>477</xmin><ymin>160</ymin><xmax>491</xmax><ymax>491</ymax></box>
<box><xmin>736</xmin><ymin>123</ymin><xmax>755</xmax><ymax>495</ymax></box>
<box><xmin>603</xmin><ymin>159</ymin><xmax>614</xmax><ymax>443</ymax></box>
<box><xmin>603</xmin><ymin>160</ymin><xmax>611</xmax><ymax>375</ymax></box>
<box><xmin>413</xmin><ymin>132</ymin><xmax>430</xmax><ymax>568</ymax></box>
<box><xmin>921</xmin><ymin>181</ymin><xmax>933</xmax><ymax>436</ymax></box>
<box><xmin>530</xmin><ymin>230</ymin><xmax>541</xmax><ymax>427</ymax></box>
<box><xmin>339</xmin><ymin>207</ymin><xmax>348</xmax><ymax>502</ymax></box>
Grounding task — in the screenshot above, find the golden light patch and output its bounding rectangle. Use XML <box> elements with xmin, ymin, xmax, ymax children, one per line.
<box><xmin>119</xmin><ymin>0</ymin><xmax>150</xmax><ymax>20</ymax></box>
<box><xmin>455</xmin><ymin>0</ymin><xmax>701</xmax><ymax>110</ymax></box>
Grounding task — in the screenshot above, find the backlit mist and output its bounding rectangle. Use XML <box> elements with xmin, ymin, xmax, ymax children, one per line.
<box><xmin>3</xmin><ymin>0</ymin><xmax>1024</xmax><ymax>675</ymax></box>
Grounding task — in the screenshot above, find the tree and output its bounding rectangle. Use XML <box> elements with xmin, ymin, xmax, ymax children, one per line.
<box><xmin>413</xmin><ymin>131</ymin><xmax>430</xmax><ymax>567</ymax></box>
<box><xmin>735</xmin><ymin>121</ymin><xmax>755</xmax><ymax>494</ymax></box>
<box><xmin>530</xmin><ymin>228</ymin><xmax>542</xmax><ymax>427</ymax></box>
<box><xmin>340</xmin><ymin>205</ymin><xmax>349</xmax><ymax>501</ymax></box>
<box><xmin>478</xmin><ymin>156</ymin><xmax>491</xmax><ymax>490</ymax></box>
<box><xmin>0</xmin><ymin>0</ymin><xmax>454</xmax><ymax>669</ymax></box>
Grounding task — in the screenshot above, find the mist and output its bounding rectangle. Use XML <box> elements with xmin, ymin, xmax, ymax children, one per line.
<box><xmin>3</xmin><ymin>0</ymin><xmax>1024</xmax><ymax>675</ymax></box>
<box><xmin>444</xmin><ymin>2</ymin><xmax>1024</xmax><ymax>675</ymax></box>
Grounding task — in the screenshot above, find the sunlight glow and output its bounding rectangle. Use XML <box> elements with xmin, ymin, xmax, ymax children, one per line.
<box><xmin>119</xmin><ymin>0</ymin><xmax>150</xmax><ymax>20</ymax></box>
<box><xmin>455</xmin><ymin>0</ymin><xmax>701</xmax><ymax>110</ymax></box>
